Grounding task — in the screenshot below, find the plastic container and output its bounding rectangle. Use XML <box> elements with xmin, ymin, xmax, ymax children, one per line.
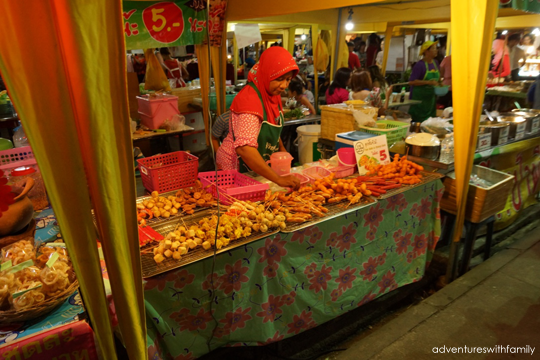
<box><xmin>356</xmin><ymin>120</ymin><xmax>409</xmax><ymax>147</ymax></box>
<box><xmin>294</xmin><ymin>125</ymin><xmax>321</xmax><ymax>165</ymax></box>
<box><xmin>330</xmin><ymin>165</ymin><xmax>356</xmax><ymax>179</ymax></box>
<box><xmin>302</xmin><ymin>166</ymin><xmax>332</xmax><ymax>183</ymax></box>
<box><xmin>337</xmin><ymin>148</ymin><xmax>356</xmax><ymax>166</ymax></box>
<box><xmin>13</xmin><ymin>126</ymin><xmax>29</xmax><ymax>148</ymax></box>
<box><xmin>9</xmin><ymin>166</ymin><xmax>49</xmax><ymax>210</ymax></box>
<box><xmin>439</xmin><ymin>133</ymin><xmax>454</xmax><ymax>163</ymax></box>
<box><xmin>198</xmin><ymin>170</ymin><xmax>269</xmax><ymax>205</ymax></box>
<box><xmin>137</xmin><ymin>94</ymin><xmax>180</xmax><ymax>130</ymax></box>
<box><xmin>137</xmin><ymin>151</ymin><xmax>198</xmax><ymax>193</ymax></box>
<box><xmin>334</xmin><ymin>131</ymin><xmax>378</xmax><ymax>150</ymax></box>
<box><xmin>0</xmin><ymin>146</ymin><xmax>37</xmax><ymax>171</ymax></box>
<box><xmin>266</xmin><ymin>152</ymin><xmax>293</xmax><ymax>176</ymax></box>
<box><xmin>281</xmin><ymin>172</ymin><xmax>310</xmax><ymax>186</ymax></box>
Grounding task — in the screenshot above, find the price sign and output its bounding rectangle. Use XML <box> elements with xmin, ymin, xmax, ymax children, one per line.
<box><xmin>515</xmin><ymin>122</ymin><xmax>527</xmax><ymax>140</ymax></box>
<box><xmin>531</xmin><ymin>118</ymin><xmax>540</xmax><ymax>134</ymax></box>
<box><xmin>353</xmin><ymin>135</ymin><xmax>390</xmax><ymax>175</ymax></box>
<box><xmin>143</xmin><ymin>2</ymin><xmax>184</xmax><ymax>43</ymax></box>
<box><xmin>498</xmin><ymin>126</ymin><xmax>509</xmax><ymax>145</ymax></box>
<box><xmin>477</xmin><ymin>133</ymin><xmax>492</xmax><ymax>152</ymax></box>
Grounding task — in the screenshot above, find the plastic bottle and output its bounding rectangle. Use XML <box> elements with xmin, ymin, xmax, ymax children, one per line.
<box><xmin>13</xmin><ymin>125</ymin><xmax>29</xmax><ymax>148</ymax></box>
<box><xmin>400</xmin><ymin>87</ymin><xmax>406</xmax><ymax>103</ymax></box>
<box><xmin>440</xmin><ymin>133</ymin><xmax>454</xmax><ymax>163</ymax></box>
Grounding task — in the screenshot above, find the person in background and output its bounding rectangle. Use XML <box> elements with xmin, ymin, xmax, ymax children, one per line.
<box><xmin>211</xmin><ymin>111</ymin><xmax>230</xmax><ymax>154</ymax></box>
<box><xmin>356</xmin><ymin>40</ymin><xmax>367</xmax><ymax>69</ymax></box>
<box><xmin>439</xmin><ymin>54</ymin><xmax>452</xmax><ymax>108</ymax></box>
<box><xmin>490</xmin><ymin>34</ymin><xmax>511</xmax><ymax>79</ymax></box>
<box><xmin>287</xmin><ymin>79</ymin><xmax>316</xmax><ymax>114</ymax></box>
<box><xmin>305</xmin><ymin>56</ymin><xmax>314</xmax><ymax>75</ymax></box>
<box><xmin>366</xmin><ymin>33</ymin><xmax>379</xmax><ymax>67</ymax></box>
<box><xmin>349</xmin><ymin>70</ymin><xmax>373</xmax><ymax>101</ymax></box>
<box><xmin>435</xmin><ymin>37</ymin><xmax>447</xmax><ymax>64</ymax></box>
<box><xmin>133</xmin><ymin>53</ymin><xmax>146</xmax><ymax>83</ymax></box>
<box><xmin>368</xmin><ymin>65</ymin><xmax>388</xmax><ymax>93</ymax></box>
<box><xmin>508</xmin><ymin>33</ymin><xmax>525</xmax><ymax>81</ymax></box>
<box><xmin>408</xmin><ymin>41</ymin><xmax>440</xmax><ymax>123</ymax></box>
<box><xmin>325</xmin><ymin>67</ymin><xmax>352</xmax><ymax>104</ymax></box>
<box><xmin>348</xmin><ymin>42</ymin><xmax>361</xmax><ymax>70</ymax></box>
<box><xmin>160</xmin><ymin>48</ymin><xmax>189</xmax><ymax>88</ymax></box>
<box><xmin>296</xmin><ymin>74</ymin><xmax>314</xmax><ymax>99</ymax></box>
<box><xmin>376</xmin><ymin>39</ymin><xmax>385</xmax><ymax>69</ymax></box>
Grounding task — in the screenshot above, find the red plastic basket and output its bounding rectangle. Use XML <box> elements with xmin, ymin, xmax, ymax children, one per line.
<box><xmin>137</xmin><ymin>151</ymin><xmax>198</xmax><ymax>193</ymax></box>
<box><xmin>330</xmin><ymin>165</ymin><xmax>356</xmax><ymax>179</ymax></box>
<box><xmin>0</xmin><ymin>146</ymin><xmax>37</xmax><ymax>171</ymax></box>
<box><xmin>198</xmin><ymin>170</ymin><xmax>269</xmax><ymax>205</ymax></box>
<box><xmin>302</xmin><ymin>166</ymin><xmax>333</xmax><ymax>184</ymax></box>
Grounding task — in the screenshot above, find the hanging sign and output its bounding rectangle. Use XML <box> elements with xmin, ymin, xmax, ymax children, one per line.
<box><xmin>353</xmin><ymin>135</ymin><xmax>390</xmax><ymax>175</ymax></box>
<box><xmin>234</xmin><ymin>24</ymin><xmax>262</xmax><ymax>49</ymax></box>
<box><xmin>123</xmin><ymin>1</ymin><xmax>207</xmax><ymax>50</ymax></box>
<box><xmin>500</xmin><ymin>0</ymin><xmax>540</xmax><ymax>13</ymax></box>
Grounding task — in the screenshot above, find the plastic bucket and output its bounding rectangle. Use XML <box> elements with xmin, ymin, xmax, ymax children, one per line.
<box><xmin>337</xmin><ymin>148</ymin><xmax>356</xmax><ymax>166</ymax></box>
<box><xmin>294</xmin><ymin>125</ymin><xmax>321</xmax><ymax>165</ymax></box>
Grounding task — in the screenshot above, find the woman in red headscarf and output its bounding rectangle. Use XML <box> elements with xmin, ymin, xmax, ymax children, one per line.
<box><xmin>216</xmin><ymin>47</ymin><xmax>301</xmax><ymax>189</ymax></box>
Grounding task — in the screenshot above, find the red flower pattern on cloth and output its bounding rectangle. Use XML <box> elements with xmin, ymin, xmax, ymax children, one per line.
<box><xmin>0</xmin><ymin>170</ymin><xmax>15</xmax><ymax>218</ymax></box>
<box><xmin>263</xmin><ymin>263</ymin><xmax>279</xmax><ymax>278</ymax></box>
<box><xmin>358</xmin><ymin>291</ymin><xmax>377</xmax><ymax>306</ymax></box>
<box><xmin>410</xmin><ymin>203</ymin><xmax>419</xmax><ymax>217</ymax></box>
<box><xmin>406</xmin><ymin>251</ymin><xmax>415</xmax><ymax>263</ymax></box>
<box><xmin>386</xmin><ymin>193</ymin><xmax>407</xmax><ymax>212</ymax></box>
<box><xmin>258</xmin><ymin>235</ymin><xmax>287</xmax><ymax>265</ymax></box>
<box><xmin>330</xmin><ymin>288</ymin><xmax>342</xmax><ymax>301</ymax></box>
<box><xmin>304</xmin><ymin>263</ymin><xmax>317</xmax><ymax>278</ymax></box>
<box><xmin>201</xmin><ymin>272</ymin><xmax>221</xmax><ymax>291</ymax></box>
<box><xmin>259</xmin><ymin>330</ymin><xmax>284</xmax><ymax>345</ymax></box>
<box><xmin>412</xmin><ymin>234</ymin><xmax>428</xmax><ymax>257</ymax></box>
<box><xmin>378</xmin><ymin>270</ymin><xmax>397</xmax><ymax>294</ymax></box>
<box><xmin>145</xmin><ymin>269</ymin><xmax>194</xmax><ymax>292</ymax></box>
<box><xmin>335</xmin><ymin>223</ymin><xmax>357</xmax><ymax>252</ymax></box>
<box><xmin>435</xmin><ymin>187</ymin><xmax>445</xmax><ymax>202</ymax></box>
<box><xmin>174</xmin><ymin>308</ymin><xmax>213</xmax><ymax>332</ymax></box>
<box><xmin>363</xmin><ymin>203</ymin><xmax>385</xmax><ymax>229</ymax></box>
<box><xmin>220</xmin><ymin>307</ymin><xmax>252</xmax><ymax>332</ymax></box>
<box><xmin>376</xmin><ymin>253</ymin><xmax>387</xmax><ymax>266</ymax></box>
<box><xmin>336</xmin><ymin>266</ymin><xmax>357</xmax><ymax>292</ymax></box>
<box><xmin>308</xmin><ymin>227</ymin><xmax>323</xmax><ymax>244</ymax></box>
<box><xmin>393</xmin><ymin>229</ymin><xmax>412</xmax><ymax>255</ymax></box>
<box><xmin>290</xmin><ymin>226</ymin><xmax>316</xmax><ymax>244</ymax></box>
<box><xmin>417</xmin><ymin>198</ymin><xmax>432</xmax><ymax>221</ymax></box>
<box><xmin>427</xmin><ymin>230</ymin><xmax>439</xmax><ymax>252</ymax></box>
<box><xmin>147</xmin><ymin>341</ymin><xmax>161</xmax><ymax>360</ymax></box>
<box><xmin>326</xmin><ymin>232</ymin><xmax>339</xmax><ymax>248</ymax></box>
<box><xmin>309</xmin><ymin>264</ymin><xmax>333</xmax><ymax>293</ymax></box>
<box><xmin>366</xmin><ymin>227</ymin><xmax>377</xmax><ymax>241</ymax></box>
<box><xmin>213</xmin><ymin>326</ymin><xmax>231</xmax><ymax>339</ymax></box>
<box><xmin>360</xmin><ymin>256</ymin><xmax>378</xmax><ymax>281</ymax></box>
<box><xmin>279</xmin><ymin>291</ymin><xmax>296</xmax><ymax>306</ymax></box>
<box><xmin>287</xmin><ymin>310</ymin><xmax>316</xmax><ymax>335</ymax></box>
<box><xmin>218</xmin><ymin>259</ymin><xmax>249</xmax><ymax>295</ymax></box>
<box><xmin>256</xmin><ymin>294</ymin><xmax>284</xmax><ymax>323</ymax></box>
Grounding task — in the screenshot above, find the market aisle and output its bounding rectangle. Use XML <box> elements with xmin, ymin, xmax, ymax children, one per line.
<box><xmin>331</xmin><ymin>231</ymin><xmax>540</xmax><ymax>360</ymax></box>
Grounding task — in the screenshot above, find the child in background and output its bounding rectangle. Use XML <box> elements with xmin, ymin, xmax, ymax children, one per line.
<box><xmin>287</xmin><ymin>79</ymin><xmax>316</xmax><ymax>115</ymax></box>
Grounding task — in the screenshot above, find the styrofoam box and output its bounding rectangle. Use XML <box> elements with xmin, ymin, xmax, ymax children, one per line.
<box><xmin>183</xmin><ymin>131</ymin><xmax>207</xmax><ymax>153</ymax></box>
<box><xmin>183</xmin><ymin>111</ymin><xmax>205</xmax><ymax>131</ymax></box>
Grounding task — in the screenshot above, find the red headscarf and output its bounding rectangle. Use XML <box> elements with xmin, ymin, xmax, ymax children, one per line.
<box><xmin>230</xmin><ymin>47</ymin><xmax>299</xmax><ymax>124</ymax></box>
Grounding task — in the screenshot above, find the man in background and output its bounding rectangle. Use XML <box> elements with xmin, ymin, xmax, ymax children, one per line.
<box><xmin>508</xmin><ymin>33</ymin><xmax>525</xmax><ymax>81</ymax></box>
<box><xmin>348</xmin><ymin>42</ymin><xmax>361</xmax><ymax>70</ymax></box>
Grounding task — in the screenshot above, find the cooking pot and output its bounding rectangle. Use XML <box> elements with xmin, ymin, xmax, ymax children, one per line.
<box><xmin>510</xmin><ymin>109</ymin><xmax>540</xmax><ymax>133</ymax></box>
<box><xmin>497</xmin><ymin>115</ymin><xmax>527</xmax><ymax>139</ymax></box>
<box><xmin>405</xmin><ymin>133</ymin><xmax>441</xmax><ymax>161</ymax></box>
<box><xmin>478</xmin><ymin>120</ymin><xmax>510</xmax><ymax>146</ymax></box>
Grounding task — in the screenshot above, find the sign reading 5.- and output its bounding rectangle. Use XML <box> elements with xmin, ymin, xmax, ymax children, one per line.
<box><xmin>143</xmin><ymin>2</ymin><xmax>184</xmax><ymax>43</ymax></box>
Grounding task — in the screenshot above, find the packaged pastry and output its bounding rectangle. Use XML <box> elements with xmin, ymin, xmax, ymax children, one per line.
<box><xmin>0</xmin><ymin>259</ymin><xmax>37</xmax><ymax>310</ymax></box>
<box><xmin>1</xmin><ymin>239</ymin><xmax>36</xmax><ymax>266</ymax></box>
<box><xmin>39</xmin><ymin>254</ymin><xmax>72</xmax><ymax>297</ymax></box>
<box><xmin>36</xmin><ymin>241</ymin><xmax>69</xmax><ymax>268</ymax></box>
<box><xmin>11</xmin><ymin>281</ymin><xmax>45</xmax><ymax>310</ymax></box>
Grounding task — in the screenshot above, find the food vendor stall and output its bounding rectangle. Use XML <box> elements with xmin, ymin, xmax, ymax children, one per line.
<box><xmin>0</xmin><ymin>1</ymin><xmax>530</xmax><ymax>360</ymax></box>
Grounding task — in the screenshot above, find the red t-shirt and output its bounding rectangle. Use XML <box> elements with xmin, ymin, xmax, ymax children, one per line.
<box><xmin>349</xmin><ymin>52</ymin><xmax>361</xmax><ymax>70</ymax></box>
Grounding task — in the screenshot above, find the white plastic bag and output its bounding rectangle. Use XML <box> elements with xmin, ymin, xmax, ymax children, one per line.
<box><xmin>421</xmin><ymin>117</ymin><xmax>453</xmax><ymax>136</ymax></box>
<box><xmin>352</xmin><ymin>108</ymin><xmax>377</xmax><ymax>128</ymax></box>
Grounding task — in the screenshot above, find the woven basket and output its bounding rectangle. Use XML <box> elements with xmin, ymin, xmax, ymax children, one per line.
<box><xmin>320</xmin><ymin>104</ymin><xmax>378</xmax><ymax>141</ymax></box>
<box><xmin>0</xmin><ymin>280</ymin><xmax>79</xmax><ymax>324</ymax></box>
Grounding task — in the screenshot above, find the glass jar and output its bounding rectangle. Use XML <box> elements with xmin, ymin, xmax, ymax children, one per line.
<box><xmin>9</xmin><ymin>166</ymin><xmax>49</xmax><ymax>211</ymax></box>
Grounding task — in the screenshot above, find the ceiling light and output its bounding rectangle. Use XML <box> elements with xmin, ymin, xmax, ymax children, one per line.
<box><xmin>502</xmin><ymin>30</ymin><xmax>508</xmax><ymax>35</ymax></box>
<box><xmin>345</xmin><ymin>22</ymin><xmax>354</xmax><ymax>31</ymax></box>
<box><xmin>230</xmin><ymin>24</ymin><xmax>235</xmax><ymax>31</ymax></box>
<box><xmin>227</xmin><ymin>54</ymin><xmax>232</xmax><ymax>59</ymax></box>
<box><xmin>533</xmin><ymin>28</ymin><xmax>540</xmax><ymax>36</ymax></box>
<box><xmin>301</xmin><ymin>34</ymin><xmax>307</xmax><ymax>41</ymax></box>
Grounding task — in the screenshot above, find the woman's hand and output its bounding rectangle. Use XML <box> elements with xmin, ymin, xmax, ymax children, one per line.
<box><xmin>276</xmin><ymin>174</ymin><xmax>301</xmax><ymax>190</ymax></box>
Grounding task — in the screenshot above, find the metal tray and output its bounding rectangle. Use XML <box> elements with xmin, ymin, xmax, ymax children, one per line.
<box><xmin>281</xmin><ymin>196</ymin><xmax>377</xmax><ymax>233</ymax></box>
<box><xmin>377</xmin><ymin>171</ymin><xmax>445</xmax><ymax>200</ymax></box>
<box><xmin>141</xmin><ymin>211</ymin><xmax>278</xmax><ymax>278</ymax></box>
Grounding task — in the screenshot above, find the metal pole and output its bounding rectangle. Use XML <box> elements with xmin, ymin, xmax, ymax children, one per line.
<box><xmin>333</xmin><ymin>8</ymin><xmax>342</xmax><ymax>77</ymax></box>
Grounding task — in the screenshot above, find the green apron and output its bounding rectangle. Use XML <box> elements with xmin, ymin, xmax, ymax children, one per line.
<box><xmin>409</xmin><ymin>61</ymin><xmax>440</xmax><ymax>123</ymax></box>
<box><xmin>233</xmin><ymin>82</ymin><xmax>284</xmax><ymax>173</ymax></box>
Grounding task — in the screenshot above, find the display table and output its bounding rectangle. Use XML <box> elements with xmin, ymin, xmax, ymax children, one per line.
<box><xmin>283</xmin><ymin>114</ymin><xmax>321</xmax><ymax>127</ymax></box>
<box><xmin>387</xmin><ymin>99</ymin><xmax>422</xmax><ymax>108</ymax></box>
<box><xmin>142</xmin><ymin>179</ymin><xmax>444</xmax><ymax>359</ymax></box>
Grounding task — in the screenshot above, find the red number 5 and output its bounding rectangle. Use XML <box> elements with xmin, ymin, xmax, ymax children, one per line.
<box><xmin>379</xmin><ymin>150</ymin><xmax>387</xmax><ymax>161</ymax></box>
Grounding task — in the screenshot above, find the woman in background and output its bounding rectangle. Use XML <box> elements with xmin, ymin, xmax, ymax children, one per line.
<box><xmin>349</xmin><ymin>70</ymin><xmax>373</xmax><ymax>101</ymax></box>
<box><xmin>325</xmin><ymin>67</ymin><xmax>352</xmax><ymax>104</ymax></box>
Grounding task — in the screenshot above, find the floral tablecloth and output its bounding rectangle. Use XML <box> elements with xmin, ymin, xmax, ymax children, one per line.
<box><xmin>144</xmin><ymin>180</ymin><xmax>444</xmax><ymax>359</ymax></box>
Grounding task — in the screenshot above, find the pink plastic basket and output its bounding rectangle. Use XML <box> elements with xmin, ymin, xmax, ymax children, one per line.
<box><xmin>198</xmin><ymin>170</ymin><xmax>269</xmax><ymax>205</ymax></box>
<box><xmin>137</xmin><ymin>151</ymin><xmax>198</xmax><ymax>193</ymax></box>
<box><xmin>0</xmin><ymin>146</ymin><xmax>37</xmax><ymax>171</ymax></box>
<box><xmin>330</xmin><ymin>165</ymin><xmax>356</xmax><ymax>179</ymax></box>
<box><xmin>137</xmin><ymin>95</ymin><xmax>180</xmax><ymax>130</ymax></box>
<box><xmin>302</xmin><ymin>166</ymin><xmax>333</xmax><ymax>183</ymax></box>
